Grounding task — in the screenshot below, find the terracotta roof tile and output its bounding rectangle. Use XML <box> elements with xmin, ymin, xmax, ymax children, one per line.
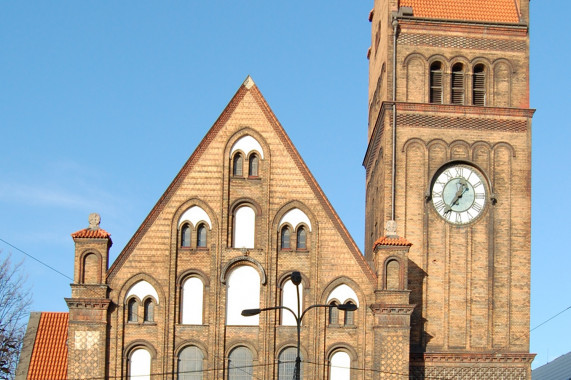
<box><xmin>399</xmin><ymin>0</ymin><xmax>520</xmax><ymax>23</ymax></box>
<box><xmin>27</xmin><ymin>312</ymin><xmax>68</xmax><ymax>380</ymax></box>
<box><xmin>71</xmin><ymin>227</ymin><xmax>111</xmax><ymax>239</ymax></box>
<box><xmin>373</xmin><ymin>235</ymin><xmax>412</xmax><ymax>248</ymax></box>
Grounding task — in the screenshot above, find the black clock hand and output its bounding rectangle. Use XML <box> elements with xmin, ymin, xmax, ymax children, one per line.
<box><xmin>444</xmin><ymin>180</ymin><xmax>468</xmax><ymax>213</ymax></box>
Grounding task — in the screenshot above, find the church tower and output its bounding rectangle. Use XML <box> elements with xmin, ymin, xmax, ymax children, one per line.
<box><xmin>364</xmin><ymin>0</ymin><xmax>535</xmax><ymax>378</ymax></box>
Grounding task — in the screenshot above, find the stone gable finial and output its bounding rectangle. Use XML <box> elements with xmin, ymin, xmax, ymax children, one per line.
<box><xmin>88</xmin><ymin>213</ymin><xmax>101</xmax><ymax>230</ymax></box>
<box><xmin>385</xmin><ymin>220</ymin><xmax>397</xmax><ymax>238</ymax></box>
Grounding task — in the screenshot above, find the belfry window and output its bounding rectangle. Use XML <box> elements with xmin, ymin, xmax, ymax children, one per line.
<box><xmin>473</xmin><ymin>64</ymin><xmax>486</xmax><ymax>106</ymax></box>
<box><xmin>430</xmin><ymin>61</ymin><xmax>443</xmax><ymax>104</ymax></box>
<box><xmin>451</xmin><ymin>63</ymin><xmax>465</xmax><ymax>104</ymax></box>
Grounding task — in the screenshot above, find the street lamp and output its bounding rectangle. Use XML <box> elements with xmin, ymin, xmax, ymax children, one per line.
<box><xmin>241</xmin><ymin>271</ymin><xmax>358</xmax><ymax>380</ymax></box>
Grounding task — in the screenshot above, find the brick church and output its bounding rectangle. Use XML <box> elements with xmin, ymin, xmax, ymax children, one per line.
<box><xmin>16</xmin><ymin>0</ymin><xmax>534</xmax><ymax>378</ymax></box>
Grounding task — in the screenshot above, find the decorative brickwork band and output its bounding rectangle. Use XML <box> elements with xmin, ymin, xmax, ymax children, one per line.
<box><xmin>399</xmin><ymin>33</ymin><xmax>526</xmax><ymax>52</ymax></box>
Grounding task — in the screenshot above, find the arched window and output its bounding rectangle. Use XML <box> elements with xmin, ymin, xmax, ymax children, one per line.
<box><xmin>227</xmin><ymin>346</ymin><xmax>253</xmax><ymax>379</ymax></box>
<box><xmin>248</xmin><ymin>154</ymin><xmax>259</xmax><ymax>177</ymax></box>
<box><xmin>344</xmin><ymin>301</ymin><xmax>355</xmax><ymax>326</ymax></box>
<box><xmin>233</xmin><ymin>206</ymin><xmax>255</xmax><ymax>249</ymax></box>
<box><xmin>473</xmin><ymin>64</ymin><xmax>486</xmax><ymax>106</ymax></box>
<box><xmin>127</xmin><ymin>298</ymin><xmax>138</xmax><ymax>323</ymax></box>
<box><xmin>181</xmin><ymin>223</ymin><xmax>191</xmax><ymax>247</ymax></box>
<box><xmin>281</xmin><ymin>278</ymin><xmax>302</xmax><ymax>326</ymax></box>
<box><xmin>296</xmin><ymin>227</ymin><xmax>307</xmax><ymax>250</ymax></box>
<box><xmin>226</xmin><ymin>266</ymin><xmax>260</xmax><ymax>325</ymax></box>
<box><xmin>278</xmin><ymin>347</ymin><xmax>301</xmax><ymax>379</ymax></box>
<box><xmin>129</xmin><ymin>348</ymin><xmax>151</xmax><ymax>380</ymax></box>
<box><xmin>233</xmin><ymin>153</ymin><xmax>243</xmax><ymax>177</ymax></box>
<box><xmin>280</xmin><ymin>226</ymin><xmax>291</xmax><ymax>249</ymax></box>
<box><xmin>143</xmin><ymin>298</ymin><xmax>154</xmax><ymax>322</ymax></box>
<box><xmin>197</xmin><ymin>224</ymin><xmax>207</xmax><ymax>248</ymax></box>
<box><xmin>329</xmin><ymin>351</ymin><xmax>351</xmax><ymax>380</ymax></box>
<box><xmin>82</xmin><ymin>253</ymin><xmax>99</xmax><ymax>284</ymax></box>
<box><xmin>451</xmin><ymin>63</ymin><xmax>465</xmax><ymax>104</ymax></box>
<box><xmin>328</xmin><ymin>301</ymin><xmax>339</xmax><ymax>325</ymax></box>
<box><xmin>386</xmin><ymin>259</ymin><xmax>400</xmax><ymax>290</ymax></box>
<box><xmin>178</xmin><ymin>346</ymin><xmax>203</xmax><ymax>380</ymax></box>
<box><xmin>430</xmin><ymin>61</ymin><xmax>443</xmax><ymax>104</ymax></box>
<box><xmin>181</xmin><ymin>277</ymin><xmax>204</xmax><ymax>325</ymax></box>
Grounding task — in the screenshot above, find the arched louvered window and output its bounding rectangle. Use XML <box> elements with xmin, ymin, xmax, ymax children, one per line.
<box><xmin>197</xmin><ymin>224</ymin><xmax>207</xmax><ymax>248</ymax></box>
<box><xmin>233</xmin><ymin>153</ymin><xmax>243</xmax><ymax>176</ymax></box>
<box><xmin>473</xmin><ymin>64</ymin><xmax>486</xmax><ymax>106</ymax></box>
<box><xmin>430</xmin><ymin>61</ymin><xmax>443</xmax><ymax>104</ymax></box>
<box><xmin>329</xmin><ymin>351</ymin><xmax>351</xmax><ymax>380</ymax></box>
<box><xmin>181</xmin><ymin>223</ymin><xmax>191</xmax><ymax>247</ymax></box>
<box><xmin>296</xmin><ymin>227</ymin><xmax>307</xmax><ymax>250</ymax></box>
<box><xmin>451</xmin><ymin>63</ymin><xmax>465</xmax><ymax>104</ymax></box>
<box><xmin>129</xmin><ymin>348</ymin><xmax>151</xmax><ymax>380</ymax></box>
<box><xmin>280</xmin><ymin>226</ymin><xmax>291</xmax><ymax>249</ymax></box>
<box><xmin>143</xmin><ymin>298</ymin><xmax>154</xmax><ymax>322</ymax></box>
<box><xmin>328</xmin><ymin>301</ymin><xmax>339</xmax><ymax>325</ymax></box>
<box><xmin>248</xmin><ymin>154</ymin><xmax>259</xmax><ymax>177</ymax></box>
<box><xmin>344</xmin><ymin>301</ymin><xmax>355</xmax><ymax>326</ymax></box>
<box><xmin>227</xmin><ymin>346</ymin><xmax>253</xmax><ymax>379</ymax></box>
<box><xmin>178</xmin><ymin>346</ymin><xmax>203</xmax><ymax>380</ymax></box>
<box><xmin>278</xmin><ymin>347</ymin><xmax>301</xmax><ymax>380</ymax></box>
<box><xmin>127</xmin><ymin>298</ymin><xmax>138</xmax><ymax>323</ymax></box>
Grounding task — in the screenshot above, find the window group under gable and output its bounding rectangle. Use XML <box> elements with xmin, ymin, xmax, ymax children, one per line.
<box><xmin>327</xmin><ymin>284</ymin><xmax>359</xmax><ymax>327</ymax></box>
<box><xmin>125</xmin><ymin>280</ymin><xmax>159</xmax><ymax>324</ymax></box>
<box><xmin>181</xmin><ymin>277</ymin><xmax>204</xmax><ymax>325</ymax></box>
<box><xmin>230</xmin><ymin>135</ymin><xmax>264</xmax><ymax>180</ymax></box>
<box><xmin>226</xmin><ymin>265</ymin><xmax>260</xmax><ymax>326</ymax></box>
<box><xmin>227</xmin><ymin>346</ymin><xmax>253</xmax><ymax>379</ymax></box>
<box><xmin>178</xmin><ymin>346</ymin><xmax>204</xmax><ymax>380</ymax></box>
<box><xmin>279</xmin><ymin>208</ymin><xmax>312</xmax><ymax>251</ymax></box>
<box><xmin>178</xmin><ymin>206</ymin><xmax>212</xmax><ymax>249</ymax></box>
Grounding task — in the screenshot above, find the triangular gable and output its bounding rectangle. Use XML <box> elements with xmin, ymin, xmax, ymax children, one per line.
<box><xmin>108</xmin><ymin>77</ymin><xmax>376</xmax><ymax>284</ymax></box>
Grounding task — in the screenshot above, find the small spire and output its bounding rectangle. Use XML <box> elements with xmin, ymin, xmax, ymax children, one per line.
<box><xmin>87</xmin><ymin>213</ymin><xmax>101</xmax><ymax>230</ymax></box>
<box><xmin>243</xmin><ymin>75</ymin><xmax>255</xmax><ymax>89</ymax></box>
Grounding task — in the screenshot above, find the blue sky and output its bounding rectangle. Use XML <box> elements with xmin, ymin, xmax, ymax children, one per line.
<box><xmin>0</xmin><ymin>1</ymin><xmax>568</xmax><ymax>370</ymax></box>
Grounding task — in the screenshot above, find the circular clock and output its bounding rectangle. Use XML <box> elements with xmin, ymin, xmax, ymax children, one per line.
<box><xmin>431</xmin><ymin>164</ymin><xmax>487</xmax><ymax>225</ymax></box>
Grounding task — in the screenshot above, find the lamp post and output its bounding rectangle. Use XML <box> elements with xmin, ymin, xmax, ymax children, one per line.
<box><xmin>241</xmin><ymin>271</ymin><xmax>358</xmax><ymax>380</ymax></box>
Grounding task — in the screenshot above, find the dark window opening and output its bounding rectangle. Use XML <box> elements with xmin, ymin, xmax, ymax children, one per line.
<box><xmin>430</xmin><ymin>62</ymin><xmax>443</xmax><ymax>104</ymax></box>
<box><xmin>473</xmin><ymin>64</ymin><xmax>486</xmax><ymax>106</ymax></box>
<box><xmin>233</xmin><ymin>154</ymin><xmax>243</xmax><ymax>177</ymax></box>
<box><xmin>296</xmin><ymin>227</ymin><xmax>307</xmax><ymax>250</ymax></box>
<box><xmin>451</xmin><ymin>63</ymin><xmax>465</xmax><ymax>105</ymax></box>
<box><xmin>281</xmin><ymin>226</ymin><xmax>291</xmax><ymax>249</ymax></box>
<box><xmin>197</xmin><ymin>224</ymin><xmax>207</xmax><ymax>248</ymax></box>
<box><xmin>248</xmin><ymin>154</ymin><xmax>259</xmax><ymax>177</ymax></box>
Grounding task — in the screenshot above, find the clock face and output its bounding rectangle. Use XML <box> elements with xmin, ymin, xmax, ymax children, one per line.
<box><xmin>431</xmin><ymin>164</ymin><xmax>487</xmax><ymax>225</ymax></box>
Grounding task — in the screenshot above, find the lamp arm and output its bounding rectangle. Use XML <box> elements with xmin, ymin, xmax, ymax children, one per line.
<box><xmin>259</xmin><ymin>305</ymin><xmax>298</xmax><ymax>321</ymax></box>
<box><xmin>299</xmin><ymin>304</ymin><xmax>332</xmax><ymax>322</ymax></box>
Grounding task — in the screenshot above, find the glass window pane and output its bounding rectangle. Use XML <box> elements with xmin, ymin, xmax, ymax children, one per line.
<box><xmin>296</xmin><ymin>228</ymin><xmax>306</xmax><ymax>250</ymax></box>
<box><xmin>128</xmin><ymin>299</ymin><xmax>138</xmax><ymax>322</ymax></box>
<box><xmin>181</xmin><ymin>224</ymin><xmax>191</xmax><ymax>247</ymax></box>
<box><xmin>228</xmin><ymin>347</ymin><xmax>253</xmax><ymax>380</ymax></box>
<box><xmin>178</xmin><ymin>346</ymin><xmax>203</xmax><ymax>380</ymax></box>
<box><xmin>278</xmin><ymin>347</ymin><xmax>301</xmax><ymax>380</ymax></box>
<box><xmin>197</xmin><ymin>224</ymin><xmax>207</xmax><ymax>247</ymax></box>
<box><xmin>281</xmin><ymin>227</ymin><xmax>290</xmax><ymax>249</ymax></box>
<box><xmin>233</xmin><ymin>154</ymin><xmax>243</xmax><ymax>176</ymax></box>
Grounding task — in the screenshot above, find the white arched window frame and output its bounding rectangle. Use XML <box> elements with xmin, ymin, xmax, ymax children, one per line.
<box><xmin>281</xmin><ymin>279</ymin><xmax>302</xmax><ymax>326</ymax></box>
<box><xmin>226</xmin><ymin>266</ymin><xmax>260</xmax><ymax>325</ymax></box>
<box><xmin>181</xmin><ymin>277</ymin><xmax>204</xmax><ymax>325</ymax></box>
<box><xmin>329</xmin><ymin>351</ymin><xmax>351</xmax><ymax>380</ymax></box>
<box><xmin>125</xmin><ymin>281</ymin><xmax>160</xmax><ymax>306</ymax></box>
<box><xmin>129</xmin><ymin>348</ymin><xmax>151</xmax><ymax>380</ymax></box>
<box><xmin>233</xmin><ymin>206</ymin><xmax>255</xmax><ymax>249</ymax></box>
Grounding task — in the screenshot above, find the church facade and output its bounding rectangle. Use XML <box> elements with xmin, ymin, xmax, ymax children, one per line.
<box><xmin>17</xmin><ymin>0</ymin><xmax>534</xmax><ymax>379</ymax></box>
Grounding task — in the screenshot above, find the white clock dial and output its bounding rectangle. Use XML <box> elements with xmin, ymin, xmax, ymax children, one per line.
<box><xmin>431</xmin><ymin>164</ymin><xmax>487</xmax><ymax>225</ymax></box>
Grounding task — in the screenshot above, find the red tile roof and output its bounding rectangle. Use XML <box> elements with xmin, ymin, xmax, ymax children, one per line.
<box><xmin>27</xmin><ymin>312</ymin><xmax>68</xmax><ymax>380</ymax></box>
<box><xmin>71</xmin><ymin>227</ymin><xmax>111</xmax><ymax>239</ymax></box>
<box><xmin>399</xmin><ymin>0</ymin><xmax>520</xmax><ymax>23</ymax></box>
<box><xmin>373</xmin><ymin>235</ymin><xmax>412</xmax><ymax>248</ymax></box>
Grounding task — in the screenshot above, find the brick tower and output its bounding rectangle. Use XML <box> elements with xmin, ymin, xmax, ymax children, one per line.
<box><xmin>364</xmin><ymin>0</ymin><xmax>534</xmax><ymax>378</ymax></box>
<box><xmin>66</xmin><ymin>213</ymin><xmax>111</xmax><ymax>379</ymax></box>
